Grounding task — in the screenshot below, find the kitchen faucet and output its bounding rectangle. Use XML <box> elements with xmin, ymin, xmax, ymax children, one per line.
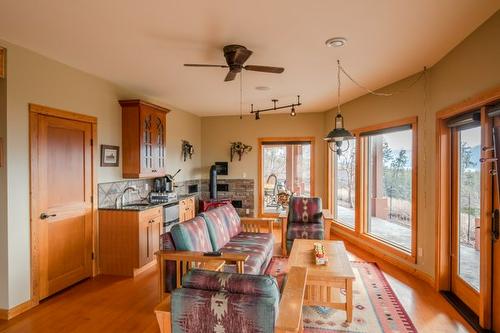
<box><xmin>115</xmin><ymin>186</ymin><xmax>138</xmax><ymax>208</ymax></box>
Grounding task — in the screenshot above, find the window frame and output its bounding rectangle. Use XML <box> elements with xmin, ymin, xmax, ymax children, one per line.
<box><xmin>258</xmin><ymin>137</ymin><xmax>315</xmax><ymax>217</ymax></box>
<box><xmin>328</xmin><ymin>116</ymin><xmax>418</xmax><ymax>262</ymax></box>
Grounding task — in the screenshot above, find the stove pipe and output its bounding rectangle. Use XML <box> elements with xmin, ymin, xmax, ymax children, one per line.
<box><xmin>209</xmin><ymin>164</ymin><xmax>217</xmax><ymax>200</ymax></box>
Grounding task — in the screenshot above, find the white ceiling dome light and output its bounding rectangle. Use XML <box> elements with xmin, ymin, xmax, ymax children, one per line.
<box><xmin>325</xmin><ymin>37</ymin><xmax>347</xmax><ymax>48</ymax></box>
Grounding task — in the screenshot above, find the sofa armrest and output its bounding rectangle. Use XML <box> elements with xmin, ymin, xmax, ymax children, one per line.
<box><xmin>240</xmin><ymin>217</ymin><xmax>276</xmax><ymax>234</ymax></box>
<box><xmin>156</xmin><ymin>250</ymin><xmax>249</xmax><ymax>299</ymax></box>
<box><xmin>276</xmin><ymin>266</ymin><xmax>308</xmax><ymax>333</ymax></box>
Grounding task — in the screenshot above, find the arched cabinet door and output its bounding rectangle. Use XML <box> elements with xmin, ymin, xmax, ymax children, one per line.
<box><xmin>120</xmin><ymin>100</ymin><xmax>169</xmax><ymax>178</ymax></box>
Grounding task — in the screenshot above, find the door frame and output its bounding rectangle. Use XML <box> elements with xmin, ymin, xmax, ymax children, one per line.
<box><xmin>258</xmin><ymin>136</ymin><xmax>316</xmax><ymax>217</ymax></box>
<box><xmin>29</xmin><ymin>103</ymin><xmax>98</xmax><ymax>304</ymax></box>
<box><xmin>435</xmin><ymin>86</ymin><xmax>500</xmax><ymax>328</ymax></box>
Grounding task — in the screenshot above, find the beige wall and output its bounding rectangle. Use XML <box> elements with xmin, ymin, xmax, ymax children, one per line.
<box><xmin>324</xmin><ymin>10</ymin><xmax>500</xmax><ymax>277</ymax></box>
<box><xmin>0</xmin><ymin>39</ymin><xmax>201</xmax><ymax>308</ymax></box>
<box><xmin>201</xmin><ymin>112</ymin><xmax>327</xmax><ymax>213</ymax></box>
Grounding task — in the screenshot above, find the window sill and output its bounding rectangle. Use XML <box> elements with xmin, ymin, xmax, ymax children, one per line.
<box><xmin>358</xmin><ymin>233</ymin><xmax>416</xmax><ymax>263</ymax></box>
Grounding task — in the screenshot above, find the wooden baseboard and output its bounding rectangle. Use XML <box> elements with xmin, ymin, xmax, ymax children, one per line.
<box><xmin>333</xmin><ymin>230</ymin><xmax>435</xmax><ymax>287</ymax></box>
<box><xmin>133</xmin><ymin>259</ymin><xmax>157</xmax><ymax>277</ymax></box>
<box><xmin>0</xmin><ymin>298</ymin><xmax>38</xmax><ymax>320</ymax></box>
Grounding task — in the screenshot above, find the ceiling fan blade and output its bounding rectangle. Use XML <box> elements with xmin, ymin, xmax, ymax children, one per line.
<box><xmin>244</xmin><ymin>65</ymin><xmax>285</xmax><ymax>73</ymax></box>
<box><xmin>224</xmin><ymin>70</ymin><xmax>238</xmax><ymax>82</ymax></box>
<box><xmin>184</xmin><ymin>64</ymin><xmax>228</xmax><ymax>68</ymax></box>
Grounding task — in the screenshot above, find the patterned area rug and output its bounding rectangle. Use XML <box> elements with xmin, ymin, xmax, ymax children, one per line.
<box><xmin>265</xmin><ymin>257</ymin><xmax>417</xmax><ymax>333</ymax></box>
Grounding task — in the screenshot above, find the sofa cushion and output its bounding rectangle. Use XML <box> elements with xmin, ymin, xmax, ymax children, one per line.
<box><xmin>286</xmin><ymin>222</ymin><xmax>324</xmax><ymax>241</ymax></box>
<box><xmin>171</xmin><ymin>288</ymin><xmax>278</xmax><ymax>333</ymax></box>
<box><xmin>220</xmin><ymin>233</ymin><xmax>274</xmax><ymax>275</ymax></box>
<box><xmin>201</xmin><ymin>205</ymin><xmax>242</xmax><ymax>250</ymax></box>
<box><xmin>288</xmin><ymin>196</ymin><xmax>323</xmax><ymax>223</ymax></box>
<box><xmin>182</xmin><ymin>269</ymin><xmax>279</xmax><ymax>298</ymax></box>
<box><xmin>171</xmin><ymin>216</ymin><xmax>214</xmax><ymax>252</ymax></box>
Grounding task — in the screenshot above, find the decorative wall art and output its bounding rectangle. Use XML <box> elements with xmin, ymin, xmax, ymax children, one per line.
<box><xmin>230</xmin><ymin>142</ymin><xmax>252</xmax><ymax>162</ymax></box>
<box><xmin>100</xmin><ymin>145</ymin><xmax>119</xmax><ymax>167</ymax></box>
<box><xmin>182</xmin><ymin>140</ymin><xmax>194</xmax><ymax>161</ymax></box>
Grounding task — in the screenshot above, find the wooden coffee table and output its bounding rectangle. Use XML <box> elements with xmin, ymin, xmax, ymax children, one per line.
<box><xmin>288</xmin><ymin>239</ymin><xmax>355</xmax><ymax>322</ymax></box>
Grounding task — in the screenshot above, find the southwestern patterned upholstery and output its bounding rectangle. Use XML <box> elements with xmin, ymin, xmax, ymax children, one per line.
<box><xmin>286</xmin><ymin>196</ymin><xmax>325</xmax><ymax>252</ymax></box>
<box><xmin>171</xmin><ymin>270</ymin><xmax>280</xmax><ymax>333</ymax></box>
<box><xmin>171</xmin><ymin>216</ymin><xmax>214</xmax><ymax>252</ymax></box>
<box><xmin>169</xmin><ymin>204</ymin><xmax>274</xmax><ymax>276</ymax></box>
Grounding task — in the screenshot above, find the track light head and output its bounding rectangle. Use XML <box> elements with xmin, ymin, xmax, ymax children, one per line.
<box><xmin>255</xmin><ymin>111</ymin><xmax>260</xmax><ymax>120</ymax></box>
<box><xmin>290</xmin><ymin>106</ymin><xmax>296</xmax><ymax>117</ymax></box>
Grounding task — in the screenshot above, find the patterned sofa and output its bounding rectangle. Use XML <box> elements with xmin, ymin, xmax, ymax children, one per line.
<box><xmin>155</xmin><ymin>267</ymin><xmax>308</xmax><ymax>333</ymax></box>
<box><xmin>157</xmin><ymin>204</ymin><xmax>276</xmax><ymax>297</ymax></box>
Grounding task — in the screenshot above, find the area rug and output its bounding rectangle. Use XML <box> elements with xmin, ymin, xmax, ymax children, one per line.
<box><xmin>265</xmin><ymin>257</ymin><xmax>417</xmax><ymax>333</ymax></box>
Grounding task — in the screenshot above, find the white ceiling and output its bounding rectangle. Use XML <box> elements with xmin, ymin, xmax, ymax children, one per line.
<box><xmin>0</xmin><ymin>1</ymin><xmax>498</xmax><ymax>116</ymax></box>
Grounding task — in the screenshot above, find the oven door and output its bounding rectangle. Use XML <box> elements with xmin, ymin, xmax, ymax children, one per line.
<box><xmin>163</xmin><ymin>202</ymin><xmax>180</xmax><ymax>233</ymax></box>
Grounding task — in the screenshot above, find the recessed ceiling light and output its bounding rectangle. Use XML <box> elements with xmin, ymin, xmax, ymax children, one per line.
<box><xmin>325</xmin><ymin>37</ymin><xmax>347</xmax><ymax>48</ymax></box>
<box><xmin>255</xmin><ymin>86</ymin><xmax>270</xmax><ymax>91</ymax></box>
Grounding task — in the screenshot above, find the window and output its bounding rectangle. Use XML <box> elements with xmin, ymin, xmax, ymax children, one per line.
<box><xmin>364</xmin><ymin>126</ymin><xmax>415</xmax><ymax>252</ymax></box>
<box><xmin>259</xmin><ymin>138</ymin><xmax>314</xmax><ymax>215</ymax></box>
<box><xmin>331</xmin><ymin>138</ymin><xmax>356</xmax><ymax>229</ymax></box>
<box><xmin>328</xmin><ymin>117</ymin><xmax>417</xmax><ymax>260</ymax></box>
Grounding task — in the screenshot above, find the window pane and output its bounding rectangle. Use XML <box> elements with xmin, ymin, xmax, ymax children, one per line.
<box><xmin>366</xmin><ymin>128</ymin><xmax>413</xmax><ymax>251</ymax></box>
<box><xmin>457</xmin><ymin>126</ymin><xmax>481</xmax><ymax>291</ymax></box>
<box><xmin>333</xmin><ymin>139</ymin><xmax>356</xmax><ymax>228</ymax></box>
<box><xmin>262</xmin><ymin>142</ymin><xmax>311</xmax><ymax>214</ymax></box>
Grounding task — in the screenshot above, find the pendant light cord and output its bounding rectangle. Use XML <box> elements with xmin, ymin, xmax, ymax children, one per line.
<box><xmin>337</xmin><ymin>60</ymin><xmax>342</xmax><ymax>115</ymax></box>
<box><xmin>338</xmin><ymin>60</ymin><xmax>426</xmax><ymax>97</ymax></box>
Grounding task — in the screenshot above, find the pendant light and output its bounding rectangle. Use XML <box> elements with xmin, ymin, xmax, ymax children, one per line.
<box><xmin>324</xmin><ymin>60</ymin><xmax>354</xmax><ymax>155</ymax></box>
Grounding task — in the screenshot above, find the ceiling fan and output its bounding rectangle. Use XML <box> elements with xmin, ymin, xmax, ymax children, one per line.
<box><xmin>184</xmin><ymin>44</ymin><xmax>285</xmax><ymax>82</ymax></box>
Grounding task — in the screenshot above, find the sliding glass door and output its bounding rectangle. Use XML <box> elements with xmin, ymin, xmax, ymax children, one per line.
<box><xmin>451</xmin><ymin>121</ymin><xmax>481</xmax><ymax>313</ymax></box>
<box><xmin>259</xmin><ymin>138</ymin><xmax>314</xmax><ymax>216</ymax></box>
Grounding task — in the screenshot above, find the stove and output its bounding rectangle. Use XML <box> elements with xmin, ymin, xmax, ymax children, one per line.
<box><xmin>149</xmin><ymin>192</ymin><xmax>179</xmax><ymax>233</ymax></box>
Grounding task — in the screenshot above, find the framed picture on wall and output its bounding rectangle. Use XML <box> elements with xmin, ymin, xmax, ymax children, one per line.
<box><xmin>100</xmin><ymin>145</ymin><xmax>119</xmax><ymax>167</ymax></box>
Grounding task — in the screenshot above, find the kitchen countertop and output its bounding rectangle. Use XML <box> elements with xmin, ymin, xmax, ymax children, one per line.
<box><xmin>98</xmin><ymin>193</ymin><xmax>197</xmax><ymax>211</ymax></box>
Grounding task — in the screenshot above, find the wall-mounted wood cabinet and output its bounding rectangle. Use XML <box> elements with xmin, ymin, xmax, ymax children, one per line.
<box><xmin>179</xmin><ymin>196</ymin><xmax>196</xmax><ymax>222</ymax></box>
<box><xmin>119</xmin><ymin>100</ymin><xmax>170</xmax><ymax>178</ymax></box>
<box><xmin>99</xmin><ymin>206</ymin><xmax>162</xmax><ymax>276</ymax></box>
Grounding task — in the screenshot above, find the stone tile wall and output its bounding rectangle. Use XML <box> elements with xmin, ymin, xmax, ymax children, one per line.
<box><xmin>200</xmin><ymin>179</ymin><xmax>254</xmax><ymax>217</ymax></box>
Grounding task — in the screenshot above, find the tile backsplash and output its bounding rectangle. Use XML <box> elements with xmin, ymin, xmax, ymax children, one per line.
<box><xmin>98</xmin><ymin>178</ymin><xmax>203</xmax><ymax>208</ymax></box>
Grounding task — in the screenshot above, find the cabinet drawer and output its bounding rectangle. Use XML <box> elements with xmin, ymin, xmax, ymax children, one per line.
<box><xmin>140</xmin><ymin>207</ymin><xmax>162</xmax><ymax>221</ymax></box>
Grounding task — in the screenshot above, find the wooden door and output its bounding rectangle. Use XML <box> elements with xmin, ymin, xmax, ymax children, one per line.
<box><xmin>32</xmin><ymin>113</ymin><xmax>93</xmax><ymax>299</ymax></box>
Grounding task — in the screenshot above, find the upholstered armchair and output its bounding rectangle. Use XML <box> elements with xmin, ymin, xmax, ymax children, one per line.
<box><xmin>155</xmin><ymin>267</ymin><xmax>308</xmax><ymax>333</ymax></box>
<box><xmin>285</xmin><ymin>196</ymin><xmax>332</xmax><ymax>254</ymax></box>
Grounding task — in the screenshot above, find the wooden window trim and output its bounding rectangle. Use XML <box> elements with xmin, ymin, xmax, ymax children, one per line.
<box><xmin>435</xmin><ymin>86</ymin><xmax>500</xmax><ymax>329</ymax></box>
<box><xmin>328</xmin><ymin>116</ymin><xmax>418</xmax><ymax>263</ymax></box>
<box><xmin>258</xmin><ymin>137</ymin><xmax>315</xmax><ymax>217</ymax></box>
<box><xmin>0</xmin><ymin>47</ymin><xmax>5</xmax><ymax>79</ymax></box>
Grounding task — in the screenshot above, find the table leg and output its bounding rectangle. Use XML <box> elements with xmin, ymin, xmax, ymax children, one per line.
<box><xmin>346</xmin><ymin>279</ymin><xmax>353</xmax><ymax>322</ymax></box>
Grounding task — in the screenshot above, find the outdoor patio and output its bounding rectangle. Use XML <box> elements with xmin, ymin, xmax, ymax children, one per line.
<box><xmin>337</xmin><ymin>206</ymin><xmax>480</xmax><ymax>290</ymax></box>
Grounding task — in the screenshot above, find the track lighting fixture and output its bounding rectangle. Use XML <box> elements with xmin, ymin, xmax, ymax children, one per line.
<box><xmin>250</xmin><ymin>95</ymin><xmax>301</xmax><ymax>119</ymax></box>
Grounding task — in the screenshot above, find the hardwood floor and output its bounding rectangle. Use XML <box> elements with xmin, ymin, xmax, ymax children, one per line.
<box><xmin>0</xmin><ymin>230</ymin><xmax>474</xmax><ymax>333</ymax></box>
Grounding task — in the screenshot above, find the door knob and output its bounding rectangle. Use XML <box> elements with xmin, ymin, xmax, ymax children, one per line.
<box><xmin>40</xmin><ymin>213</ymin><xmax>56</xmax><ymax>220</ymax></box>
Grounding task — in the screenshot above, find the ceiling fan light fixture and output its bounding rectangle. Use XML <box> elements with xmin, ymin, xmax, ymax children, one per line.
<box><xmin>325</xmin><ymin>37</ymin><xmax>347</xmax><ymax>48</ymax></box>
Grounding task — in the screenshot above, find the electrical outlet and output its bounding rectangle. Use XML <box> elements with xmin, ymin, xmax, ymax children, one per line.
<box><xmin>242</xmin><ymin>172</ymin><xmax>247</xmax><ymax>178</ymax></box>
<box><xmin>246</xmin><ymin>208</ymin><xmax>250</xmax><ymax>215</ymax></box>
<box><xmin>418</xmin><ymin>247</ymin><xmax>423</xmax><ymax>257</ymax></box>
